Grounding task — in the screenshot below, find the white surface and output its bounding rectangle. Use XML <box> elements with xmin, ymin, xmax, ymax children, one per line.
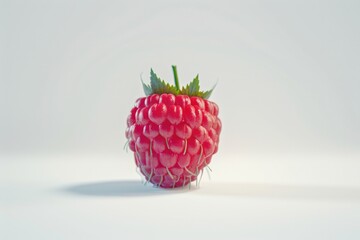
<box><xmin>2</xmin><ymin>153</ymin><xmax>360</xmax><ymax>240</ymax></box>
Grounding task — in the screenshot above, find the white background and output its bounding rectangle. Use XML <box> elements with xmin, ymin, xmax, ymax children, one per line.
<box><xmin>1</xmin><ymin>0</ymin><xmax>360</xmax><ymax>239</ymax></box>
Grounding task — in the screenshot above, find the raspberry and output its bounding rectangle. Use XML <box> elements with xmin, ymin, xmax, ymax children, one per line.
<box><xmin>126</xmin><ymin>66</ymin><xmax>221</xmax><ymax>188</ymax></box>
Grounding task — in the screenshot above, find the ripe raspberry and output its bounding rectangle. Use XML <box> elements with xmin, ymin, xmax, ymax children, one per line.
<box><xmin>125</xmin><ymin>66</ymin><xmax>221</xmax><ymax>188</ymax></box>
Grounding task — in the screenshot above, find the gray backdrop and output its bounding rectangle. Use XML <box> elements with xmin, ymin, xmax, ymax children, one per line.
<box><xmin>1</xmin><ymin>0</ymin><xmax>359</xmax><ymax>156</ymax></box>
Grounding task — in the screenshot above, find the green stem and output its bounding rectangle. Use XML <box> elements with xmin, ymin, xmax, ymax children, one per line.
<box><xmin>172</xmin><ymin>65</ymin><xmax>180</xmax><ymax>91</ymax></box>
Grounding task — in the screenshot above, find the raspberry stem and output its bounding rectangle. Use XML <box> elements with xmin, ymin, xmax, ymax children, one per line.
<box><xmin>172</xmin><ymin>65</ymin><xmax>180</xmax><ymax>91</ymax></box>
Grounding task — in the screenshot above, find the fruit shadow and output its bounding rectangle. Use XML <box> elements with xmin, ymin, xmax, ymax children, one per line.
<box><xmin>63</xmin><ymin>181</ymin><xmax>360</xmax><ymax>201</ymax></box>
<box><xmin>64</xmin><ymin>180</ymin><xmax>196</xmax><ymax>197</ymax></box>
<box><xmin>196</xmin><ymin>182</ymin><xmax>360</xmax><ymax>202</ymax></box>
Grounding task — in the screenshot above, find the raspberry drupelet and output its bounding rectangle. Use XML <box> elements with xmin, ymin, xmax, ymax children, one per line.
<box><xmin>125</xmin><ymin>66</ymin><xmax>221</xmax><ymax>188</ymax></box>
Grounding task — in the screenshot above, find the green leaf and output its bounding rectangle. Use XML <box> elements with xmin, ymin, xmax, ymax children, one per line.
<box><xmin>180</xmin><ymin>74</ymin><xmax>201</xmax><ymax>96</ymax></box>
<box><xmin>142</xmin><ymin>80</ymin><xmax>152</xmax><ymax>96</ymax></box>
<box><xmin>141</xmin><ymin>67</ymin><xmax>216</xmax><ymax>99</ymax></box>
<box><xmin>150</xmin><ymin>69</ymin><xmax>164</xmax><ymax>92</ymax></box>
<box><xmin>149</xmin><ymin>69</ymin><xmax>179</xmax><ymax>95</ymax></box>
<box><xmin>141</xmin><ymin>73</ymin><xmax>152</xmax><ymax>96</ymax></box>
<box><xmin>180</xmin><ymin>84</ymin><xmax>189</xmax><ymax>95</ymax></box>
<box><xmin>199</xmin><ymin>90</ymin><xmax>212</xmax><ymax>99</ymax></box>
<box><xmin>199</xmin><ymin>83</ymin><xmax>216</xmax><ymax>99</ymax></box>
<box><xmin>189</xmin><ymin>74</ymin><xmax>200</xmax><ymax>95</ymax></box>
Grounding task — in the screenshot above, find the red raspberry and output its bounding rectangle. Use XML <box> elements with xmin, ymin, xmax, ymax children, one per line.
<box><xmin>126</xmin><ymin>66</ymin><xmax>221</xmax><ymax>188</ymax></box>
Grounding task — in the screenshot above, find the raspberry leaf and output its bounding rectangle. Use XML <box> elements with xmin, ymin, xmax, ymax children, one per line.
<box><xmin>141</xmin><ymin>66</ymin><xmax>215</xmax><ymax>99</ymax></box>
<box><xmin>183</xmin><ymin>74</ymin><xmax>200</xmax><ymax>96</ymax></box>
<box><xmin>181</xmin><ymin>74</ymin><xmax>214</xmax><ymax>99</ymax></box>
<box><xmin>149</xmin><ymin>69</ymin><xmax>178</xmax><ymax>95</ymax></box>
<box><xmin>141</xmin><ymin>79</ymin><xmax>152</xmax><ymax>96</ymax></box>
<box><xmin>198</xmin><ymin>85</ymin><xmax>215</xmax><ymax>99</ymax></box>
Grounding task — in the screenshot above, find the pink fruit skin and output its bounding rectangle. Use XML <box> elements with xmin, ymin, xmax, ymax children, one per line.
<box><xmin>126</xmin><ymin>94</ymin><xmax>221</xmax><ymax>188</ymax></box>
